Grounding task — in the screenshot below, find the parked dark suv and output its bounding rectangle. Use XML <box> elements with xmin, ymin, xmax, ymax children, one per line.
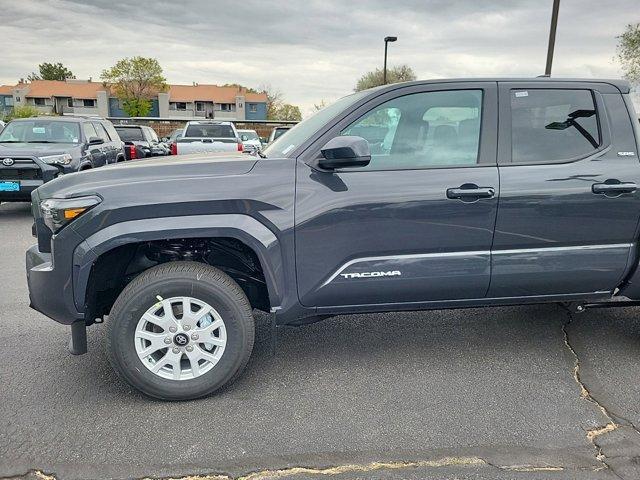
<box><xmin>26</xmin><ymin>78</ymin><xmax>640</xmax><ymax>400</ymax></box>
<box><xmin>0</xmin><ymin>116</ymin><xmax>125</xmax><ymax>202</ymax></box>
<box><xmin>114</xmin><ymin>125</ymin><xmax>167</xmax><ymax>157</ymax></box>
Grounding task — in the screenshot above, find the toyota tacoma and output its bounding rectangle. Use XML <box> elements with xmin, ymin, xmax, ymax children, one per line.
<box><xmin>26</xmin><ymin>78</ymin><xmax>640</xmax><ymax>400</ymax></box>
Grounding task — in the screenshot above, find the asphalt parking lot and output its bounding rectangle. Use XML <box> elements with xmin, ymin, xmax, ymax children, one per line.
<box><xmin>2</xmin><ymin>201</ymin><xmax>640</xmax><ymax>480</ymax></box>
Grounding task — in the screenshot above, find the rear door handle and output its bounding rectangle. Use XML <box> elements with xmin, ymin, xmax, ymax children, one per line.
<box><xmin>592</xmin><ymin>181</ymin><xmax>637</xmax><ymax>195</ymax></box>
<box><xmin>447</xmin><ymin>184</ymin><xmax>495</xmax><ymax>200</ymax></box>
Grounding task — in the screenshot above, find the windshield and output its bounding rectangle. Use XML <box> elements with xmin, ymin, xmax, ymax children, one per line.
<box><xmin>0</xmin><ymin>120</ymin><xmax>81</xmax><ymax>143</ymax></box>
<box><xmin>115</xmin><ymin>127</ymin><xmax>144</xmax><ymax>141</ymax></box>
<box><xmin>239</xmin><ymin>130</ymin><xmax>259</xmax><ymax>140</ymax></box>
<box><xmin>263</xmin><ymin>90</ymin><xmax>371</xmax><ymax>157</ymax></box>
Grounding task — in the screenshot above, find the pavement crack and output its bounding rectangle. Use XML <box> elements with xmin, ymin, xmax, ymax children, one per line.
<box><xmin>562</xmin><ymin>310</ymin><xmax>624</xmax><ymax>477</ymax></box>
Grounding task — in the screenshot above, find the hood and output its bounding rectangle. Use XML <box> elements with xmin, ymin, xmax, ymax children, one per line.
<box><xmin>37</xmin><ymin>153</ymin><xmax>258</xmax><ymax>199</ymax></box>
<box><xmin>0</xmin><ymin>142</ymin><xmax>81</xmax><ymax>157</ymax></box>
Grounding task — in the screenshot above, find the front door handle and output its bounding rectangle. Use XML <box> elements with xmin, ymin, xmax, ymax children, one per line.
<box><xmin>447</xmin><ymin>184</ymin><xmax>495</xmax><ymax>200</ymax></box>
<box><xmin>592</xmin><ymin>180</ymin><xmax>637</xmax><ymax>195</ymax></box>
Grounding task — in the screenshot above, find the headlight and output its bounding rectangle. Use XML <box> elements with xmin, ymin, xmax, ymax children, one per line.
<box><xmin>40</xmin><ymin>195</ymin><xmax>101</xmax><ymax>232</ymax></box>
<box><xmin>39</xmin><ymin>154</ymin><xmax>73</xmax><ymax>165</ymax></box>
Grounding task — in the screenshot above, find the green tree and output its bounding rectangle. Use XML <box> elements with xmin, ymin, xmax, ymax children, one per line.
<box><xmin>354</xmin><ymin>65</ymin><xmax>417</xmax><ymax>92</ymax></box>
<box><xmin>275</xmin><ymin>103</ymin><xmax>302</xmax><ymax>121</ymax></box>
<box><xmin>101</xmin><ymin>56</ymin><xmax>167</xmax><ymax>117</ymax></box>
<box><xmin>28</xmin><ymin>62</ymin><xmax>75</xmax><ymax>81</ymax></box>
<box><xmin>617</xmin><ymin>23</ymin><xmax>640</xmax><ymax>85</ymax></box>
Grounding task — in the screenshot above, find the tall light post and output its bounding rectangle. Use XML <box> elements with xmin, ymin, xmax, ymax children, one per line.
<box><xmin>383</xmin><ymin>36</ymin><xmax>397</xmax><ymax>84</ymax></box>
<box><xmin>544</xmin><ymin>0</ymin><xmax>561</xmax><ymax>76</ymax></box>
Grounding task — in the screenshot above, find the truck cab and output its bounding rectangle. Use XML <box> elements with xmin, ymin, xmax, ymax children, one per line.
<box><xmin>174</xmin><ymin>120</ymin><xmax>243</xmax><ymax>155</ymax></box>
<box><xmin>25</xmin><ymin>78</ymin><xmax>640</xmax><ymax>400</ymax></box>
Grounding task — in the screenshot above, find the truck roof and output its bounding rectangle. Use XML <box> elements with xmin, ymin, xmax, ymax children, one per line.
<box><xmin>374</xmin><ymin>77</ymin><xmax>632</xmax><ymax>94</ymax></box>
<box><xmin>185</xmin><ymin>120</ymin><xmax>233</xmax><ymax>126</ymax></box>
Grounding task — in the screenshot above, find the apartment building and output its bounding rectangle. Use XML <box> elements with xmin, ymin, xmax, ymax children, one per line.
<box><xmin>0</xmin><ymin>79</ymin><xmax>268</xmax><ymax>120</ymax></box>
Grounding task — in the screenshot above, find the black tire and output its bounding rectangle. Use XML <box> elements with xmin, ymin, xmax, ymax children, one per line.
<box><xmin>106</xmin><ymin>261</ymin><xmax>255</xmax><ymax>400</ymax></box>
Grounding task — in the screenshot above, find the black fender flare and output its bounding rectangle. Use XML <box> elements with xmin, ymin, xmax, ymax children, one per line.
<box><xmin>72</xmin><ymin>214</ymin><xmax>285</xmax><ymax>313</ymax></box>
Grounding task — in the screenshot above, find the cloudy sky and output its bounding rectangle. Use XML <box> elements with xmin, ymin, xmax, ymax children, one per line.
<box><xmin>1</xmin><ymin>0</ymin><xmax>637</xmax><ymax>115</ymax></box>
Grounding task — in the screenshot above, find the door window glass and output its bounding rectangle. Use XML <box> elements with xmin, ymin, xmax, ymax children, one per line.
<box><xmin>340</xmin><ymin>90</ymin><xmax>483</xmax><ymax>170</ymax></box>
<box><xmin>82</xmin><ymin>122</ymin><xmax>98</xmax><ymax>140</ymax></box>
<box><xmin>510</xmin><ymin>89</ymin><xmax>600</xmax><ymax>163</ymax></box>
<box><xmin>93</xmin><ymin>122</ymin><xmax>110</xmax><ymax>142</ymax></box>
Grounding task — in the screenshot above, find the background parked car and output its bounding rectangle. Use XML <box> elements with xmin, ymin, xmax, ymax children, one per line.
<box><xmin>164</xmin><ymin>128</ymin><xmax>183</xmax><ymax>155</ymax></box>
<box><xmin>114</xmin><ymin>125</ymin><xmax>167</xmax><ymax>157</ymax></box>
<box><xmin>267</xmin><ymin>126</ymin><xmax>291</xmax><ymax>144</ymax></box>
<box><xmin>237</xmin><ymin>129</ymin><xmax>262</xmax><ymax>154</ymax></box>
<box><xmin>172</xmin><ymin>120</ymin><xmax>243</xmax><ymax>155</ymax></box>
<box><xmin>0</xmin><ymin>116</ymin><xmax>125</xmax><ymax>202</ymax></box>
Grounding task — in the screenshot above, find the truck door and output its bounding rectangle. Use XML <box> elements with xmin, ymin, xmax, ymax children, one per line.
<box><xmin>488</xmin><ymin>82</ymin><xmax>640</xmax><ymax>298</ymax></box>
<box><xmin>295</xmin><ymin>82</ymin><xmax>499</xmax><ymax>308</ymax></box>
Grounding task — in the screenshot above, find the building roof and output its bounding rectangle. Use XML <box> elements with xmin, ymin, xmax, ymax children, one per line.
<box><xmin>21</xmin><ymin>80</ymin><xmax>107</xmax><ymax>99</ymax></box>
<box><xmin>168</xmin><ymin>84</ymin><xmax>267</xmax><ymax>103</ymax></box>
<box><xmin>0</xmin><ymin>80</ymin><xmax>268</xmax><ymax>103</ymax></box>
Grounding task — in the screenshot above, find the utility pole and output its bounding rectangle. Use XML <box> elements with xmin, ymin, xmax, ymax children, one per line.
<box><xmin>545</xmin><ymin>0</ymin><xmax>561</xmax><ymax>76</ymax></box>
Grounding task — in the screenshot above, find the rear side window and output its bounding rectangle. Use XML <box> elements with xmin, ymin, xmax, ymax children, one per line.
<box><xmin>510</xmin><ymin>89</ymin><xmax>600</xmax><ymax>163</ymax></box>
<box><xmin>116</xmin><ymin>127</ymin><xmax>144</xmax><ymax>141</ymax></box>
<box><xmin>185</xmin><ymin>124</ymin><xmax>235</xmax><ymax>138</ymax></box>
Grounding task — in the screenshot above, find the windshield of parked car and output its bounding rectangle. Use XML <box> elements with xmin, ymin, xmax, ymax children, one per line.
<box><xmin>239</xmin><ymin>130</ymin><xmax>259</xmax><ymax>140</ymax></box>
<box><xmin>185</xmin><ymin>124</ymin><xmax>235</xmax><ymax>138</ymax></box>
<box><xmin>0</xmin><ymin>120</ymin><xmax>81</xmax><ymax>143</ymax></box>
<box><xmin>115</xmin><ymin>127</ymin><xmax>145</xmax><ymax>141</ymax></box>
<box><xmin>263</xmin><ymin>90</ymin><xmax>370</xmax><ymax>157</ymax></box>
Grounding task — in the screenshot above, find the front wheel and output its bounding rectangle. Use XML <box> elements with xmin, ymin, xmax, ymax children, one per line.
<box><xmin>106</xmin><ymin>262</ymin><xmax>255</xmax><ymax>400</ymax></box>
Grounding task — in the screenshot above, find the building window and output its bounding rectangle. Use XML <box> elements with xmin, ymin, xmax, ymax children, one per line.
<box><xmin>170</xmin><ymin>102</ymin><xmax>187</xmax><ymax>111</ymax></box>
<box><xmin>34</xmin><ymin>98</ymin><xmax>46</xmax><ymax>106</ymax></box>
<box><xmin>220</xmin><ymin>103</ymin><xmax>235</xmax><ymax>112</ymax></box>
<box><xmin>195</xmin><ymin>101</ymin><xmax>205</xmax><ymax>112</ymax></box>
<box><xmin>5</xmin><ymin>97</ymin><xmax>13</xmax><ymax>106</ymax></box>
<box><xmin>83</xmin><ymin>99</ymin><xmax>96</xmax><ymax>108</ymax></box>
<box><xmin>249</xmin><ymin>104</ymin><xmax>257</xmax><ymax>113</ymax></box>
<box><xmin>67</xmin><ymin>98</ymin><xmax>74</xmax><ymax>108</ymax></box>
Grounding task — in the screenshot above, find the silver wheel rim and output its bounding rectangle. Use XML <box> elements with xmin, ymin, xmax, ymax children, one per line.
<box><xmin>134</xmin><ymin>296</ymin><xmax>227</xmax><ymax>381</ymax></box>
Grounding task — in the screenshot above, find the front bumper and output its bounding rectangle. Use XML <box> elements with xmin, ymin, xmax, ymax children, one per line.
<box><xmin>26</xmin><ymin>244</ymin><xmax>84</xmax><ymax>326</ymax></box>
<box><xmin>0</xmin><ymin>157</ymin><xmax>58</xmax><ymax>201</ymax></box>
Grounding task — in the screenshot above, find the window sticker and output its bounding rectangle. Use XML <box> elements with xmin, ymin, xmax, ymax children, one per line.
<box><xmin>32</xmin><ymin>127</ymin><xmax>46</xmax><ymax>134</ymax></box>
<box><xmin>514</xmin><ymin>91</ymin><xmax>529</xmax><ymax>98</ymax></box>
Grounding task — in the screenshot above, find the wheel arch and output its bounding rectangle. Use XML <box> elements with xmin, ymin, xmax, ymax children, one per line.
<box><xmin>74</xmin><ymin>214</ymin><xmax>285</xmax><ymax>321</ymax></box>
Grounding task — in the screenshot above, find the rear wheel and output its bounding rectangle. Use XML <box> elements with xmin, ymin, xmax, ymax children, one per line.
<box><xmin>106</xmin><ymin>261</ymin><xmax>255</xmax><ymax>400</ymax></box>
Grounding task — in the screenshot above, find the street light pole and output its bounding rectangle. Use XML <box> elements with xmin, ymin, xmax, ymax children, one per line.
<box><xmin>545</xmin><ymin>0</ymin><xmax>561</xmax><ymax>76</ymax></box>
<box><xmin>383</xmin><ymin>36</ymin><xmax>397</xmax><ymax>84</ymax></box>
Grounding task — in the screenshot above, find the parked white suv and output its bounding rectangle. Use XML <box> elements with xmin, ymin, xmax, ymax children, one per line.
<box><xmin>237</xmin><ymin>129</ymin><xmax>262</xmax><ymax>154</ymax></box>
<box><xmin>174</xmin><ymin>121</ymin><xmax>243</xmax><ymax>155</ymax></box>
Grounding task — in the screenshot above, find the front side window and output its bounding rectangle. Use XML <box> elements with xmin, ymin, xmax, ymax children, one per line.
<box><xmin>83</xmin><ymin>122</ymin><xmax>98</xmax><ymax>140</ymax></box>
<box><xmin>93</xmin><ymin>122</ymin><xmax>110</xmax><ymax>142</ymax></box>
<box><xmin>510</xmin><ymin>89</ymin><xmax>600</xmax><ymax>163</ymax></box>
<box><xmin>340</xmin><ymin>89</ymin><xmax>483</xmax><ymax>170</ymax></box>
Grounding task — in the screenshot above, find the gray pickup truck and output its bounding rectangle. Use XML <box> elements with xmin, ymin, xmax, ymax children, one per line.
<box><xmin>26</xmin><ymin>78</ymin><xmax>640</xmax><ymax>400</ymax></box>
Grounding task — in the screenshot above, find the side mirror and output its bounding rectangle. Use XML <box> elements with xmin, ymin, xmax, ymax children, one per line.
<box><xmin>316</xmin><ymin>136</ymin><xmax>371</xmax><ymax>170</ymax></box>
<box><xmin>241</xmin><ymin>135</ymin><xmax>248</xmax><ymax>141</ymax></box>
<box><xmin>88</xmin><ymin>136</ymin><xmax>104</xmax><ymax>145</ymax></box>
<box><xmin>260</xmin><ymin>137</ymin><xmax>268</xmax><ymax>144</ymax></box>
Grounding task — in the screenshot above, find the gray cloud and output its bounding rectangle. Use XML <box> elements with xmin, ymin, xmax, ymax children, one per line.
<box><xmin>0</xmin><ymin>0</ymin><xmax>637</xmax><ymax>114</ymax></box>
